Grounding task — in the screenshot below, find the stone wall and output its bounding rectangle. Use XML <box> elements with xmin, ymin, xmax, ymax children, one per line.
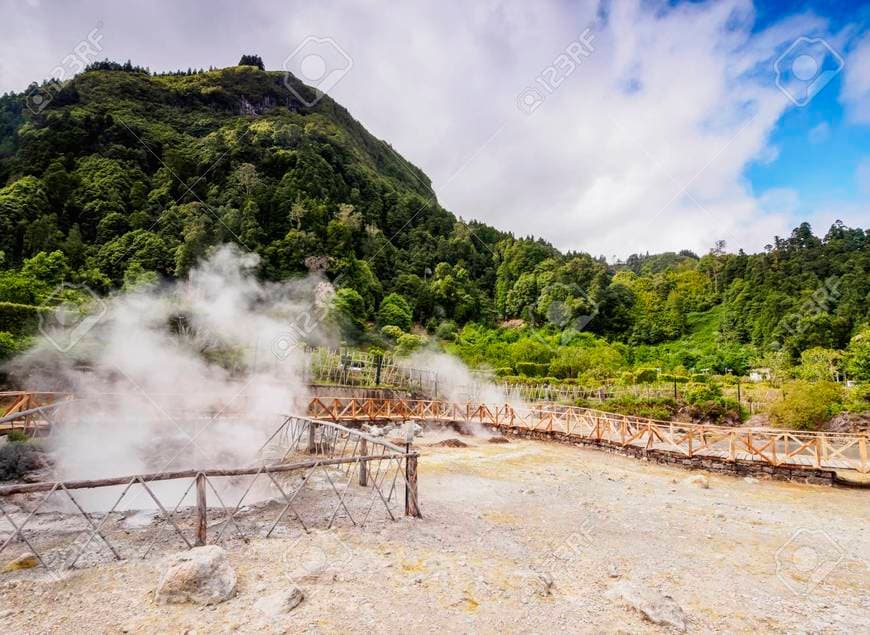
<box><xmin>498</xmin><ymin>426</ymin><xmax>837</xmax><ymax>486</ymax></box>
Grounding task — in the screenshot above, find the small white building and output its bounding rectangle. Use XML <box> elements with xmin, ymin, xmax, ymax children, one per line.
<box><xmin>749</xmin><ymin>368</ymin><xmax>771</xmax><ymax>382</ymax></box>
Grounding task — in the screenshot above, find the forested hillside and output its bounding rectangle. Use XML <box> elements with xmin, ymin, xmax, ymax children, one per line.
<box><xmin>0</xmin><ymin>58</ymin><xmax>869</xmax><ymax>398</ymax></box>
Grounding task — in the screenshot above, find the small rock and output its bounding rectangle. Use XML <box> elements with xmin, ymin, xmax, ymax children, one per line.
<box><xmin>608</xmin><ymin>563</ymin><xmax>621</xmax><ymax>578</ymax></box>
<box><xmin>487</xmin><ymin>436</ymin><xmax>510</xmax><ymax>444</ymax></box>
<box><xmin>430</xmin><ymin>438</ymin><xmax>469</xmax><ymax>448</ymax></box>
<box><xmin>120</xmin><ymin>510</ymin><xmax>158</xmax><ymax>529</ymax></box>
<box><xmin>3</xmin><ymin>552</ymin><xmax>38</xmax><ymax>572</ymax></box>
<box><xmin>155</xmin><ymin>546</ymin><xmax>237</xmax><ymax>606</ymax></box>
<box><xmin>683</xmin><ymin>474</ymin><xmax>709</xmax><ymax>489</ymax></box>
<box><xmin>254</xmin><ymin>587</ymin><xmax>304</xmax><ymax>617</ymax></box>
<box><xmin>0</xmin><ymin>608</ymin><xmax>13</xmax><ymax>619</ymax></box>
<box><xmin>534</xmin><ymin>572</ymin><xmax>554</xmax><ymax>596</ymax></box>
<box><xmin>606</xmin><ymin>581</ymin><xmax>687</xmax><ymax>632</ymax></box>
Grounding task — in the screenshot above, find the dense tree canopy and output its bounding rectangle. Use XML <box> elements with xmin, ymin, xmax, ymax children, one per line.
<box><xmin>0</xmin><ymin>61</ymin><xmax>867</xmax><ymax>390</ymax></box>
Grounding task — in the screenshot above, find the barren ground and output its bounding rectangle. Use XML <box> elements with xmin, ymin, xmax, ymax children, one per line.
<box><xmin>1</xmin><ymin>431</ymin><xmax>868</xmax><ymax>633</ymax></box>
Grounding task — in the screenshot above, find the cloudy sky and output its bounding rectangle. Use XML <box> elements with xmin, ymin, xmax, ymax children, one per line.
<box><xmin>4</xmin><ymin>0</ymin><xmax>869</xmax><ymax>258</ymax></box>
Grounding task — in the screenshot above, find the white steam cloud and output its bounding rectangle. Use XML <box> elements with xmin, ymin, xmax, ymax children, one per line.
<box><xmin>7</xmin><ymin>245</ymin><xmax>337</xmax><ymax>508</ymax></box>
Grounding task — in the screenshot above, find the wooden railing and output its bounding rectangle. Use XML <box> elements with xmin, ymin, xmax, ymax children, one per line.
<box><xmin>0</xmin><ymin>391</ymin><xmax>73</xmax><ymax>434</ymax></box>
<box><xmin>307</xmin><ymin>397</ymin><xmax>869</xmax><ymax>474</ymax></box>
<box><xmin>4</xmin><ymin>391</ymin><xmax>865</xmax><ymax>473</ymax></box>
<box><xmin>0</xmin><ymin>414</ymin><xmax>420</xmax><ymax>574</ymax></box>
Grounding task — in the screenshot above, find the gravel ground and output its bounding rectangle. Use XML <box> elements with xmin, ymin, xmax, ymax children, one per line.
<box><xmin>0</xmin><ymin>432</ymin><xmax>868</xmax><ymax>633</ymax></box>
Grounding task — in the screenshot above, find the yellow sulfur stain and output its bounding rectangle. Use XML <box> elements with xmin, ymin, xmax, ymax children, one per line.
<box><xmin>3</xmin><ymin>553</ymin><xmax>38</xmax><ymax>572</ymax></box>
<box><xmin>401</xmin><ymin>559</ymin><xmax>426</xmax><ymax>573</ymax></box>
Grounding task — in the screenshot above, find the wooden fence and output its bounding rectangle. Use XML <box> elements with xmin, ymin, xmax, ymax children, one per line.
<box><xmin>307</xmin><ymin>397</ymin><xmax>869</xmax><ymax>474</ymax></box>
<box><xmin>0</xmin><ymin>415</ymin><xmax>420</xmax><ymax>574</ymax></box>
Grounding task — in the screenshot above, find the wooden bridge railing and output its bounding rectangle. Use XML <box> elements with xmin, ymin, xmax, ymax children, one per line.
<box><xmin>0</xmin><ymin>391</ymin><xmax>73</xmax><ymax>434</ymax></box>
<box><xmin>4</xmin><ymin>391</ymin><xmax>865</xmax><ymax>473</ymax></box>
<box><xmin>307</xmin><ymin>397</ymin><xmax>869</xmax><ymax>474</ymax></box>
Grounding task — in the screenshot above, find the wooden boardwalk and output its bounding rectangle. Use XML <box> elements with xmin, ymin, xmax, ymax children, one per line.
<box><xmin>3</xmin><ymin>390</ymin><xmax>865</xmax><ymax>474</ymax></box>
<box><xmin>307</xmin><ymin>397</ymin><xmax>869</xmax><ymax>474</ymax></box>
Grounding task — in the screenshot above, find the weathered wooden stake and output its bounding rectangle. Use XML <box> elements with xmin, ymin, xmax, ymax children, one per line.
<box><xmin>195</xmin><ymin>472</ymin><xmax>207</xmax><ymax>546</ymax></box>
<box><xmin>404</xmin><ymin>452</ymin><xmax>420</xmax><ymax>517</ymax></box>
<box><xmin>308</xmin><ymin>421</ymin><xmax>317</xmax><ymax>454</ymax></box>
<box><xmin>359</xmin><ymin>437</ymin><xmax>368</xmax><ymax>486</ymax></box>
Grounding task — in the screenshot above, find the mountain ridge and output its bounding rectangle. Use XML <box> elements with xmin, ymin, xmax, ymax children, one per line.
<box><xmin>0</xmin><ymin>61</ymin><xmax>868</xmax><ymax>380</ymax></box>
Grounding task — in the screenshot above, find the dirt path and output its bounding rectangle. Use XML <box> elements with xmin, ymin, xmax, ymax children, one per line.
<box><xmin>1</xmin><ymin>432</ymin><xmax>868</xmax><ymax>633</ymax></box>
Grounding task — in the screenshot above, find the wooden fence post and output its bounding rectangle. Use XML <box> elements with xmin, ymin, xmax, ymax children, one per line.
<box><xmin>195</xmin><ymin>472</ymin><xmax>207</xmax><ymax>546</ymax></box>
<box><xmin>404</xmin><ymin>451</ymin><xmax>420</xmax><ymax>518</ymax></box>
<box><xmin>359</xmin><ymin>438</ymin><xmax>368</xmax><ymax>486</ymax></box>
<box><xmin>308</xmin><ymin>421</ymin><xmax>317</xmax><ymax>454</ymax></box>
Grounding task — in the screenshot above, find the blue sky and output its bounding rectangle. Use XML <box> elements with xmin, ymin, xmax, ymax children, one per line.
<box><xmin>744</xmin><ymin>0</ymin><xmax>870</xmax><ymax>233</ymax></box>
<box><xmin>748</xmin><ymin>72</ymin><xmax>870</xmax><ymax>215</ymax></box>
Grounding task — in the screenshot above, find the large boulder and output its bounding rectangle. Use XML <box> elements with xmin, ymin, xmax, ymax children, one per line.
<box><xmin>155</xmin><ymin>545</ymin><xmax>237</xmax><ymax>605</ymax></box>
<box><xmin>607</xmin><ymin>580</ymin><xmax>687</xmax><ymax>632</ymax></box>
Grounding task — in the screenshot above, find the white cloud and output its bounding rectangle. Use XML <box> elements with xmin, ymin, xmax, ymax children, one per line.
<box><xmin>808</xmin><ymin>121</ymin><xmax>830</xmax><ymax>143</ymax></box>
<box><xmin>0</xmin><ymin>0</ymin><xmax>857</xmax><ymax>257</ymax></box>
<box><xmin>841</xmin><ymin>33</ymin><xmax>870</xmax><ymax>123</ymax></box>
<box><xmin>806</xmin><ymin>199</ymin><xmax>870</xmax><ymax>238</ymax></box>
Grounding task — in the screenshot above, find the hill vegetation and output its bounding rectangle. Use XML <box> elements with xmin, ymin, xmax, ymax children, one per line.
<box><xmin>0</xmin><ymin>58</ymin><xmax>869</xmax><ymax>427</ymax></box>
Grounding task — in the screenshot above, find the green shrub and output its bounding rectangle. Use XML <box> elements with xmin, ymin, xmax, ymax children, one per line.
<box><xmin>635</xmin><ymin>368</ymin><xmax>659</xmax><ymax>383</ymax></box>
<box><xmin>660</xmin><ymin>373</ymin><xmax>690</xmax><ymax>384</ymax></box>
<box><xmin>494</xmin><ymin>367</ymin><xmax>515</xmax><ymax>377</ymax></box>
<box><xmin>843</xmin><ymin>384</ymin><xmax>870</xmax><ymax>413</ymax></box>
<box><xmin>516</xmin><ymin>361</ymin><xmax>549</xmax><ymax>377</ymax></box>
<box><xmin>377</xmin><ymin>293</ymin><xmax>413</xmax><ymax>331</ymax></box>
<box><xmin>619</xmin><ymin>371</ymin><xmax>636</xmax><ymax>385</ymax></box>
<box><xmin>0</xmin><ymin>331</ymin><xmax>26</xmax><ymax>360</ymax></box>
<box><xmin>769</xmin><ymin>381</ymin><xmax>844</xmax><ymax>431</ymax></box>
<box><xmin>0</xmin><ymin>302</ymin><xmax>45</xmax><ymax>335</ymax></box>
<box><xmin>684</xmin><ymin>382</ymin><xmax>722</xmax><ymax>405</ymax></box>
<box><xmin>396</xmin><ymin>333</ymin><xmax>426</xmax><ymax>355</ymax></box>
<box><xmin>380</xmin><ymin>324</ymin><xmax>403</xmax><ymax>341</ymax></box>
<box><xmin>682</xmin><ymin>399</ymin><xmax>742</xmax><ymax>425</ymax></box>
<box><xmin>690</xmin><ymin>373</ymin><xmax>707</xmax><ymax>383</ymax></box>
<box><xmin>434</xmin><ymin>320</ymin><xmax>458</xmax><ymax>341</ymax></box>
<box><xmin>599</xmin><ymin>397</ymin><xmax>678</xmax><ymax>421</ymax></box>
<box><xmin>331</xmin><ymin>288</ymin><xmax>367</xmax><ymax>340</ymax></box>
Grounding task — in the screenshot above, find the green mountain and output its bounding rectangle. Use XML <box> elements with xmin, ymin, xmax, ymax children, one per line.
<box><xmin>0</xmin><ymin>58</ymin><xmax>869</xmax><ymax>386</ymax></box>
